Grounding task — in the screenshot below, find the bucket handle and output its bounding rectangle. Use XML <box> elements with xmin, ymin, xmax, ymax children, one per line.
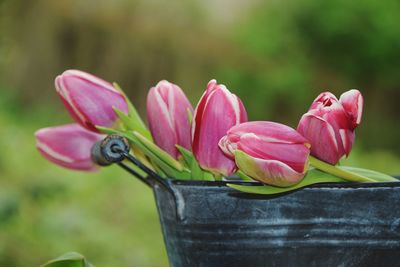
<box><xmin>91</xmin><ymin>134</ymin><xmax>186</xmax><ymax>221</ymax></box>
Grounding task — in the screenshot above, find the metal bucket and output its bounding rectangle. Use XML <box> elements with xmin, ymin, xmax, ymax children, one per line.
<box><xmin>153</xmin><ymin>180</ymin><xmax>400</xmax><ymax>267</ymax></box>
<box><xmin>91</xmin><ymin>135</ymin><xmax>400</xmax><ymax>267</ymax></box>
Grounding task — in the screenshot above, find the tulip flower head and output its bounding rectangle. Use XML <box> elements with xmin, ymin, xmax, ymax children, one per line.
<box><xmin>192</xmin><ymin>79</ymin><xmax>248</xmax><ymax>177</ymax></box>
<box><xmin>297</xmin><ymin>90</ymin><xmax>363</xmax><ymax>165</ymax></box>
<box><xmin>35</xmin><ymin>123</ymin><xmax>104</xmax><ymax>171</ymax></box>
<box><xmin>55</xmin><ymin>70</ymin><xmax>128</xmax><ymax>132</ymax></box>
<box><xmin>219</xmin><ymin>121</ymin><xmax>310</xmax><ymax>187</ymax></box>
<box><xmin>147</xmin><ymin>80</ymin><xmax>193</xmax><ymax>159</ymax></box>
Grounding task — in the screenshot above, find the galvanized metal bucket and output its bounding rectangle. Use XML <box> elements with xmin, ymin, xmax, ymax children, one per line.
<box><xmin>153</xmin><ymin>180</ymin><xmax>400</xmax><ymax>267</ymax></box>
<box><xmin>92</xmin><ymin>135</ymin><xmax>400</xmax><ymax>267</ymax></box>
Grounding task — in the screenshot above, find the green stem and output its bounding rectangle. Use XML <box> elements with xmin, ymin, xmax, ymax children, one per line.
<box><xmin>309</xmin><ymin>156</ymin><xmax>376</xmax><ymax>183</ymax></box>
<box><xmin>213</xmin><ymin>173</ymin><xmax>223</xmax><ymax>181</ymax></box>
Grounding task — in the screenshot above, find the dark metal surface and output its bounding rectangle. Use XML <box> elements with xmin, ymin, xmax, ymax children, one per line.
<box><xmin>91</xmin><ymin>134</ymin><xmax>130</xmax><ymax>165</ymax></box>
<box><xmin>92</xmin><ymin>135</ymin><xmax>400</xmax><ymax>266</ymax></box>
<box><xmin>153</xmin><ymin>180</ymin><xmax>400</xmax><ymax>267</ymax></box>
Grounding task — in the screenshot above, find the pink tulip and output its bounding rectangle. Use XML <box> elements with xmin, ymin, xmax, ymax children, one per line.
<box><xmin>55</xmin><ymin>70</ymin><xmax>128</xmax><ymax>132</ymax></box>
<box><xmin>35</xmin><ymin>123</ymin><xmax>103</xmax><ymax>171</ymax></box>
<box><xmin>192</xmin><ymin>79</ymin><xmax>248</xmax><ymax>176</ymax></box>
<box><xmin>297</xmin><ymin>90</ymin><xmax>363</xmax><ymax>165</ymax></box>
<box><xmin>146</xmin><ymin>80</ymin><xmax>194</xmax><ymax>159</ymax></box>
<box><xmin>219</xmin><ymin>121</ymin><xmax>310</xmax><ymax>187</ymax></box>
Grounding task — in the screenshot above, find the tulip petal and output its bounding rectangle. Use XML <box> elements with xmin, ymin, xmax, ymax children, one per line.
<box><xmin>55</xmin><ymin>70</ymin><xmax>128</xmax><ymax>132</ymax></box>
<box><xmin>192</xmin><ymin>80</ymin><xmax>247</xmax><ymax>176</ymax></box>
<box><xmin>191</xmin><ymin>80</ymin><xmax>219</xmax><ymax>142</ymax></box>
<box><xmin>147</xmin><ymin>80</ymin><xmax>193</xmax><ymax>159</ymax></box>
<box><xmin>235</xmin><ymin>150</ymin><xmax>306</xmax><ymax>187</ymax></box>
<box><xmin>297</xmin><ymin>114</ymin><xmax>341</xmax><ymax>165</ymax></box>
<box><xmin>309</xmin><ymin>92</ymin><xmax>339</xmax><ymax>110</ymax></box>
<box><xmin>56</xmin><ymin>76</ymin><xmax>89</xmax><ymax>127</ymax></box>
<box><xmin>227</xmin><ymin>121</ymin><xmax>309</xmax><ymax>145</ymax></box>
<box><xmin>169</xmin><ymin>83</ymin><xmax>193</xmax><ymax>151</ymax></box>
<box><xmin>193</xmin><ymin>88</ymin><xmax>238</xmax><ymax>176</ymax></box>
<box><xmin>147</xmin><ymin>85</ymin><xmax>178</xmax><ymax>158</ymax></box>
<box><xmin>35</xmin><ymin>124</ymin><xmax>103</xmax><ymax>171</ymax></box>
<box><xmin>237</xmin><ymin>133</ymin><xmax>310</xmax><ymax>173</ymax></box>
<box><xmin>339</xmin><ymin>128</ymin><xmax>355</xmax><ymax>157</ymax></box>
<box><xmin>339</xmin><ymin>89</ymin><xmax>363</xmax><ymax>128</ymax></box>
<box><xmin>218</xmin><ymin>135</ymin><xmax>237</xmax><ymax>159</ymax></box>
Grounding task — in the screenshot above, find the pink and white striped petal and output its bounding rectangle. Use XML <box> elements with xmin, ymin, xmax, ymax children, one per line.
<box><xmin>297</xmin><ymin>114</ymin><xmax>341</xmax><ymax>165</ymax></box>
<box><xmin>339</xmin><ymin>89</ymin><xmax>363</xmax><ymax>128</ymax></box>
<box><xmin>35</xmin><ymin>123</ymin><xmax>103</xmax><ymax>171</ymax></box>
<box><xmin>55</xmin><ymin>70</ymin><xmax>128</xmax><ymax>132</ymax></box>
<box><xmin>235</xmin><ymin>150</ymin><xmax>306</xmax><ymax>187</ymax></box>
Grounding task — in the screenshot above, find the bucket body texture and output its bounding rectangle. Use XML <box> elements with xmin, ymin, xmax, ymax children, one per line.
<box><xmin>153</xmin><ymin>181</ymin><xmax>400</xmax><ymax>267</ymax></box>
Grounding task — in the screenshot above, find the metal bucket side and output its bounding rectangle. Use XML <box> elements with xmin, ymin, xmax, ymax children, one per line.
<box><xmin>153</xmin><ymin>181</ymin><xmax>400</xmax><ymax>267</ymax></box>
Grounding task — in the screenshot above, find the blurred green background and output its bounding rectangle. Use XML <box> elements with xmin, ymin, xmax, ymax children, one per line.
<box><xmin>1</xmin><ymin>0</ymin><xmax>399</xmax><ymax>266</ymax></box>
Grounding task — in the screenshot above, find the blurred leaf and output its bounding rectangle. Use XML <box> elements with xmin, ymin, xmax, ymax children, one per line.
<box><xmin>113</xmin><ymin>83</ymin><xmax>151</xmax><ymax>140</ymax></box>
<box><xmin>175</xmin><ymin>145</ymin><xmax>195</xmax><ymax>168</ymax></box>
<box><xmin>228</xmin><ymin>169</ymin><xmax>347</xmax><ymax>195</ymax></box>
<box><xmin>310</xmin><ymin>156</ymin><xmax>375</xmax><ymax>182</ymax></box>
<box><xmin>186</xmin><ymin>108</ymin><xmax>193</xmax><ymax>125</ymax></box>
<box><xmin>176</xmin><ymin>145</ymin><xmax>204</xmax><ymax>180</ymax></box>
<box><xmin>237</xmin><ymin>170</ymin><xmax>254</xmax><ymax>181</ymax></box>
<box><xmin>133</xmin><ymin>132</ymin><xmax>184</xmax><ymax>172</ymax></box>
<box><xmin>338</xmin><ymin>166</ymin><xmax>398</xmax><ymax>182</ymax></box>
<box><xmin>203</xmin><ymin>171</ymin><xmax>215</xmax><ymax>181</ymax></box>
<box><xmin>40</xmin><ymin>252</ymin><xmax>94</xmax><ymax>267</ymax></box>
<box><xmin>113</xmin><ymin>106</ymin><xmax>152</xmax><ymax>141</ymax></box>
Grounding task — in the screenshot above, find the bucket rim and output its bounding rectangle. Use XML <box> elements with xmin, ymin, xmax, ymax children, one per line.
<box><xmin>161</xmin><ymin>178</ymin><xmax>400</xmax><ymax>189</ymax></box>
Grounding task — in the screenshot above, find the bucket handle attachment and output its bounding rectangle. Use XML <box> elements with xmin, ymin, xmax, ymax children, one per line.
<box><xmin>91</xmin><ymin>134</ymin><xmax>186</xmax><ymax>221</ymax></box>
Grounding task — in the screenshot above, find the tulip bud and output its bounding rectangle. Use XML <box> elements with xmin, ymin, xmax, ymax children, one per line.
<box><xmin>339</xmin><ymin>89</ymin><xmax>363</xmax><ymax>128</ymax></box>
<box><xmin>35</xmin><ymin>124</ymin><xmax>104</xmax><ymax>171</ymax></box>
<box><xmin>297</xmin><ymin>90</ymin><xmax>363</xmax><ymax>165</ymax></box>
<box><xmin>55</xmin><ymin>70</ymin><xmax>128</xmax><ymax>132</ymax></box>
<box><xmin>146</xmin><ymin>80</ymin><xmax>193</xmax><ymax>159</ymax></box>
<box><xmin>219</xmin><ymin>121</ymin><xmax>310</xmax><ymax>187</ymax></box>
<box><xmin>192</xmin><ymin>79</ymin><xmax>248</xmax><ymax>176</ymax></box>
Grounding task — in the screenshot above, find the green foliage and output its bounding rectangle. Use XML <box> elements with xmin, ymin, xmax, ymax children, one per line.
<box><xmin>41</xmin><ymin>252</ymin><xmax>94</xmax><ymax>267</ymax></box>
<box><xmin>216</xmin><ymin>0</ymin><xmax>400</xmax><ymax>152</ymax></box>
<box><xmin>0</xmin><ymin>0</ymin><xmax>400</xmax><ymax>266</ymax></box>
<box><xmin>0</xmin><ymin>100</ymin><xmax>168</xmax><ymax>267</ymax></box>
<box><xmin>228</xmin><ymin>169</ymin><xmax>347</xmax><ymax>195</ymax></box>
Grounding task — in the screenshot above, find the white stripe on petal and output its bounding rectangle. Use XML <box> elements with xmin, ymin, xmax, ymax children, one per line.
<box><xmin>191</xmin><ymin>87</ymin><xmax>211</xmax><ymax>141</ymax></box>
<box><xmin>219</xmin><ymin>85</ymin><xmax>241</xmax><ymax>125</ymax></box>
<box><xmin>64</xmin><ymin>70</ymin><xmax>117</xmax><ymax>93</ymax></box>
<box><xmin>56</xmin><ymin>77</ymin><xmax>87</xmax><ymax>124</ymax></box>
<box><xmin>155</xmin><ymin>88</ymin><xmax>174</xmax><ymax>131</ymax></box>
<box><xmin>167</xmin><ymin>82</ymin><xmax>176</xmax><ymax>129</ymax></box>
<box><xmin>339</xmin><ymin>129</ymin><xmax>349</xmax><ymax>153</ymax></box>
<box><xmin>327</xmin><ymin>122</ymin><xmax>339</xmax><ymax>152</ymax></box>
<box><xmin>357</xmin><ymin>94</ymin><xmax>362</xmax><ymax>124</ymax></box>
<box><xmin>36</xmin><ymin>141</ymin><xmax>74</xmax><ymax>163</ymax></box>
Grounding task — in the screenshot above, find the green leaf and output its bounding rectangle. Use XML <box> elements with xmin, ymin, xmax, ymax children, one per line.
<box><xmin>175</xmin><ymin>145</ymin><xmax>193</xmax><ymax>166</ymax></box>
<box><xmin>228</xmin><ymin>169</ymin><xmax>347</xmax><ymax>195</ymax></box>
<box><xmin>133</xmin><ymin>136</ymin><xmax>191</xmax><ymax>180</ymax></box>
<box><xmin>96</xmin><ymin>126</ymin><xmax>119</xmax><ymax>135</ymax></box>
<box><xmin>113</xmin><ymin>107</ymin><xmax>153</xmax><ymax>141</ymax></box>
<box><xmin>112</xmin><ymin>82</ymin><xmax>150</xmax><ymax>139</ymax></box>
<box><xmin>203</xmin><ymin>171</ymin><xmax>215</xmax><ymax>181</ymax></box>
<box><xmin>237</xmin><ymin>170</ymin><xmax>254</xmax><ymax>181</ymax></box>
<box><xmin>338</xmin><ymin>166</ymin><xmax>398</xmax><ymax>182</ymax></box>
<box><xmin>186</xmin><ymin>108</ymin><xmax>193</xmax><ymax>125</ymax></box>
<box><xmin>176</xmin><ymin>145</ymin><xmax>204</xmax><ymax>180</ymax></box>
<box><xmin>133</xmin><ymin>131</ymin><xmax>184</xmax><ymax>171</ymax></box>
<box><xmin>40</xmin><ymin>252</ymin><xmax>94</xmax><ymax>267</ymax></box>
<box><xmin>309</xmin><ymin>156</ymin><xmax>376</xmax><ymax>182</ymax></box>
